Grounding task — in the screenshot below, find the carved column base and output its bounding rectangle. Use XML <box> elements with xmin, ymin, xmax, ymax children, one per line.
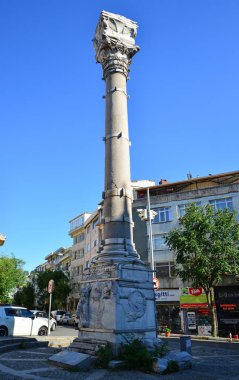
<box><xmin>94</xmin><ymin>238</ymin><xmax>142</xmax><ymax>265</ymax></box>
<box><xmin>75</xmin><ymin>263</ymin><xmax>158</xmax><ymax>349</ymax></box>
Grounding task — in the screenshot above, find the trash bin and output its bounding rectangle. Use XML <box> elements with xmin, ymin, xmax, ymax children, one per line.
<box><xmin>180</xmin><ymin>336</ymin><xmax>192</xmax><ymax>354</ymax></box>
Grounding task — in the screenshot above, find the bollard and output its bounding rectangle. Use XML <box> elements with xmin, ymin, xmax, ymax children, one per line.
<box><xmin>180</xmin><ymin>336</ymin><xmax>192</xmax><ymax>355</ymax></box>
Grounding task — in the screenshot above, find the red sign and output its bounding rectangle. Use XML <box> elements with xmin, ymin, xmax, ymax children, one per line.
<box><xmin>153</xmin><ymin>277</ymin><xmax>160</xmax><ymax>290</ymax></box>
<box><xmin>181</xmin><ymin>303</ymin><xmax>209</xmax><ymax>309</ymax></box>
<box><xmin>48</xmin><ymin>279</ymin><xmax>55</xmax><ymax>294</ymax></box>
<box><xmin>189</xmin><ymin>288</ymin><xmax>203</xmax><ymax>296</ymax></box>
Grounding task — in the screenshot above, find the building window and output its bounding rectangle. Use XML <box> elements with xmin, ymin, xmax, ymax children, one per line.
<box><xmin>153</xmin><ymin>235</ymin><xmax>167</xmax><ymax>250</ymax></box>
<box><xmin>178</xmin><ymin>202</ymin><xmax>202</xmax><ymax>217</ymax></box>
<box><xmin>73</xmin><ymin>233</ymin><xmax>84</xmax><ymax>245</ymax></box>
<box><xmin>93</xmin><ymin>219</ymin><xmax>98</xmax><ymax>229</ymax></box>
<box><xmin>87</xmin><ymin>225</ymin><xmax>91</xmax><ymax>234</ymax></box>
<box><xmin>69</xmin><ymin>216</ymin><xmax>84</xmax><ymax>231</ymax></box>
<box><xmin>85</xmin><ymin>243</ymin><xmax>91</xmax><ymax>253</ymax></box>
<box><xmin>79</xmin><ymin>248</ymin><xmax>84</xmax><ymax>258</ymax></box>
<box><xmin>93</xmin><ymin>239</ymin><xmax>98</xmax><ymax>247</ymax></box>
<box><xmin>209</xmin><ymin>197</ymin><xmax>233</xmax><ymax>212</ymax></box>
<box><xmin>152</xmin><ymin>207</ymin><xmax>172</xmax><ymax>223</ymax></box>
<box><xmin>155</xmin><ymin>262</ymin><xmax>175</xmax><ymax>278</ymax></box>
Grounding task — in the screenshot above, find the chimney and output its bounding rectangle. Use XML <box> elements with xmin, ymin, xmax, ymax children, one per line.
<box><xmin>159</xmin><ymin>179</ymin><xmax>168</xmax><ymax>185</ymax></box>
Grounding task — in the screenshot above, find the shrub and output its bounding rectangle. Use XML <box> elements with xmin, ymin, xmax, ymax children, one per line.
<box><xmin>153</xmin><ymin>342</ymin><xmax>169</xmax><ymax>358</ymax></box>
<box><xmin>162</xmin><ymin>360</ymin><xmax>179</xmax><ymax>374</ymax></box>
<box><xmin>95</xmin><ymin>343</ymin><xmax>114</xmax><ymax>369</ymax></box>
<box><xmin>119</xmin><ymin>339</ymin><xmax>155</xmax><ymax>373</ymax></box>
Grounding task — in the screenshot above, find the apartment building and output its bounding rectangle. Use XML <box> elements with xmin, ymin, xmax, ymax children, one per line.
<box><xmin>132</xmin><ymin>170</ymin><xmax>239</xmax><ymax>335</ymax></box>
<box><xmin>68</xmin><ymin>212</ymin><xmax>98</xmax><ymax>311</ymax></box>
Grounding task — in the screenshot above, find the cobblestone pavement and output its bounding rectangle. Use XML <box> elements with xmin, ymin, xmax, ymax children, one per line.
<box><xmin>0</xmin><ymin>339</ymin><xmax>239</xmax><ymax>379</ymax></box>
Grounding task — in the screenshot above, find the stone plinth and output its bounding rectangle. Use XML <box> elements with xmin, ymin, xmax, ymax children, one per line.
<box><xmin>76</xmin><ymin>262</ymin><xmax>157</xmax><ymax>348</ymax></box>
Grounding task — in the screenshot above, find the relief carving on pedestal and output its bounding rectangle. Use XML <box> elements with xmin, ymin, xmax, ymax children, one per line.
<box><xmin>90</xmin><ymin>281</ymin><xmax>113</xmax><ymax>328</ymax></box>
<box><xmin>76</xmin><ymin>284</ymin><xmax>91</xmax><ymax>328</ymax></box>
<box><xmin>125</xmin><ymin>290</ymin><xmax>146</xmax><ymax>322</ymax></box>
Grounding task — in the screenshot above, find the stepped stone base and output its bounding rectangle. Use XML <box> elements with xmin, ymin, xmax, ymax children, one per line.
<box><xmin>48</xmin><ymin>349</ymin><xmax>94</xmax><ymax>369</ymax></box>
<box><xmin>69</xmin><ymin>338</ymin><xmax>108</xmax><ymax>355</ymax></box>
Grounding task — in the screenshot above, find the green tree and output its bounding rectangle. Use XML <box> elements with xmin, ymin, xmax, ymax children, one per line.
<box><xmin>166</xmin><ymin>203</ymin><xmax>239</xmax><ymax>337</ymax></box>
<box><xmin>36</xmin><ymin>270</ymin><xmax>71</xmax><ymax>310</ymax></box>
<box><xmin>0</xmin><ymin>255</ymin><xmax>28</xmax><ymax>303</ymax></box>
<box><xmin>14</xmin><ymin>283</ymin><xmax>35</xmax><ymax>309</ymax></box>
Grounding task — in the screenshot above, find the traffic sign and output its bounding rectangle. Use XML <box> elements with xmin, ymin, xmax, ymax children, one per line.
<box><xmin>153</xmin><ymin>277</ymin><xmax>160</xmax><ymax>290</ymax></box>
<box><xmin>48</xmin><ymin>279</ymin><xmax>55</xmax><ymax>294</ymax></box>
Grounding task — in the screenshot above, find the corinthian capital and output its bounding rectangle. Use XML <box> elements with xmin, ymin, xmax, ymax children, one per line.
<box><xmin>93</xmin><ymin>11</ymin><xmax>140</xmax><ymax>79</ymax></box>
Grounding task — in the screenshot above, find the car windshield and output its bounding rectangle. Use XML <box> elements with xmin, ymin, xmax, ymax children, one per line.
<box><xmin>56</xmin><ymin>311</ymin><xmax>65</xmax><ymax>316</ymax></box>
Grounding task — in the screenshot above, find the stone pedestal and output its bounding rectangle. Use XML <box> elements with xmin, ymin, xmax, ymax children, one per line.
<box><xmin>76</xmin><ymin>263</ymin><xmax>157</xmax><ymax>347</ymax></box>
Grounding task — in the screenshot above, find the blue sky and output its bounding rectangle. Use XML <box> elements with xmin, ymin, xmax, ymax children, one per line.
<box><xmin>1</xmin><ymin>1</ymin><xmax>239</xmax><ymax>271</ymax></box>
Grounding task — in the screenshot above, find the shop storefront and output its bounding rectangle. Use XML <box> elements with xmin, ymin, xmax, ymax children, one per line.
<box><xmin>214</xmin><ymin>286</ymin><xmax>239</xmax><ymax>337</ymax></box>
<box><xmin>180</xmin><ymin>287</ymin><xmax>212</xmax><ymax>335</ymax></box>
<box><xmin>155</xmin><ymin>289</ymin><xmax>181</xmax><ymax>333</ymax></box>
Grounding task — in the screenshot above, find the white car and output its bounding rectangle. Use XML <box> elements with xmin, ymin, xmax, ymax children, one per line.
<box><xmin>0</xmin><ymin>306</ymin><xmax>49</xmax><ymax>336</ymax></box>
<box><xmin>30</xmin><ymin>310</ymin><xmax>57</xmax><ymax>331</ymax></box>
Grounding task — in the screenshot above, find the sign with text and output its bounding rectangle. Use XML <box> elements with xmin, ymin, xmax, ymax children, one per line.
<box><xmin>180</xmin><ymin>287</ymin><xmax>208</xmax><ymax>308</ymax></box>
<box><xmin>155</xmin><ymin>289</ymin><xmax>180</xmax><ymax>302</ymax></box>
<box><xmin>187</xmin><ymin>311</ymin><xmax>196</xmax><ymax>330</ymax></box>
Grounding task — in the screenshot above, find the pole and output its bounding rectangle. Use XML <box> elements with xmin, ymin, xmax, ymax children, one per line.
<box><xmin>48</xmin><ymin>293</ymin><xmax>52</xmax><ymax>336</ymax></box>
<box><xmin>147</xmin><ymin>187</ymin><xmax>154</xmax><ymax>272</ymax></box>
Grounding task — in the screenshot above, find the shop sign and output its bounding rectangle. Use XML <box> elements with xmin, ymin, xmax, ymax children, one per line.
<box><xmin>189</xmin><ymin>287</ymin><xmax>203</xmax><ymax>296</ymax></box>
<box><xmin>181</xmin><ymin>302</ymin><xmax>208</xmax><ymax>309</ymax></box>
<box><xmin>187</xmin><ymin>311</ymin><xmax>196</xmax><ymax>330</ymax></box>
<box><xmin>154</xmin><ymin>289</ymin><xmax>180</xmax><ymax>302</ymax></box>
<box><xmin>198</xmin><ymin>325</ymin><xmax>212</xmax><ymax>336</ymax></box>
<box><xmin>180</xmin><ymin>287</ymin><xmax>208</xmax><ymax>308</ymax></box>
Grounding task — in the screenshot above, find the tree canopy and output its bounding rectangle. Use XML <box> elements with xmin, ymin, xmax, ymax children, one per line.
<box><xmin>14</xmin><ymin>283</ymin><xmax>35</xmax><ymax>309</ymax></box>
<box><xmin>0</xmin><ymin>254</ymin><xmax>28</xmax><ymax>303</ymax></box>
<box><xmin>166</xmin><ymin>203</ymin><xmax>239</xmax><ymax>336</ymax></box>
<box><xmin>36</xmin><ymin>270</ymin><xmax>71</xmax><ymax>310</ymax></box>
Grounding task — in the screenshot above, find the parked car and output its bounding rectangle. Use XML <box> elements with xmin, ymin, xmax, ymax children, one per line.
<box><xmin>61</xmin><ymin>313</ymin><xmax>73</xmax><ymax>325</ymax></box>
<box><xmin>51</xmin><ymin>310</ymin><xmax>66</xmax><ymax>324</ymax></box>
<box><xmin>30</xmin><ymin>310</ymin><xmax>57</xmax><ymax>331</ymax></box>
<box><xmin>0</xmin><ymin>305</ymin><xmax>49</xmax><ymax>336</ymax></box>
<box><xmin>62</xmin><ymin>313</ymin><xmax>79</xmax><ymax>327</ymax></box>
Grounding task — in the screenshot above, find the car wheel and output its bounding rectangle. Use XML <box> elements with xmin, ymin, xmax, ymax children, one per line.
<box><xmin>51</xmin><ymin>323</ymin><xmax>56</xmax><ymax>331</ymax></box>
<box><xmin>38</xmin><ymin>326</ymin><xmax>48</xmax><ymax>336</ymax></box>
<box><xmin>0</xmin><ymin>326</ymin><xmax>8</xmax><ymax>336</ymax></box>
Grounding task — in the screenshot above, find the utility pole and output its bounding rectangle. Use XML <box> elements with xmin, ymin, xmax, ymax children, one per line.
<box><xmin>147</xmin><ymin>187</ymin><xmax>154</xmax><ymax>272</ymax></box>
<box><xmin>137</xmin><ymin>188</ymin><xmax>157</xmax><ymax>271</ymax></box>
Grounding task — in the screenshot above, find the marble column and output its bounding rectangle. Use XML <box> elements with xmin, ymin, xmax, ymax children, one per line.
<box><xmin>73</xmin><ymin>11</ymin><xmax>158</xmax><ymax>350</ymax></box>
<box><xmin>93</xmin><ymin>11</ymin><xmax>140</xmax><ymax>264</ymax></box>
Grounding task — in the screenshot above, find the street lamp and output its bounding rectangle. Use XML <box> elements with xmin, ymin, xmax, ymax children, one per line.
<box><xmin>137</xmin><ymin>187</ymin><xmax>157</xmax><ymax>271</ymax></box>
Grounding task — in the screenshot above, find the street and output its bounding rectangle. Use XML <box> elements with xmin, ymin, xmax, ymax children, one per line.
<box><xmin>0</xmin><ymin>335</ymin><xmax>239</xmax><ymax>379</ymax></box>
<box><xmin>49</xmin><ymin>324</ymin><xmax>78</xmax><ymax>337</ymax></box>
